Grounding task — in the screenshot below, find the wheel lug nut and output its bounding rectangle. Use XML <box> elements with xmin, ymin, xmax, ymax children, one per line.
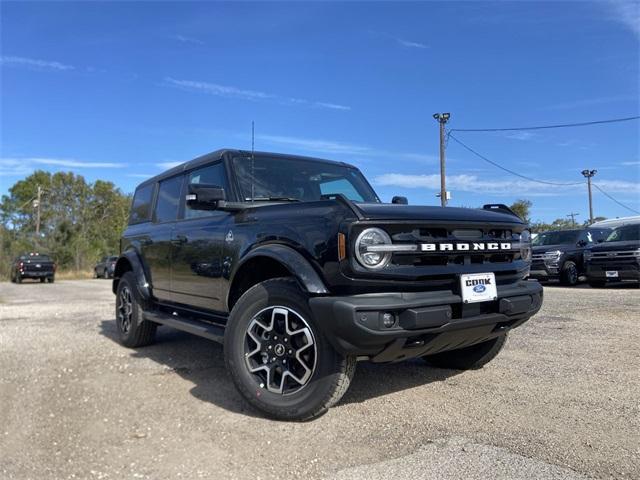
<box><xmin>268</xmin><ymin>345</ymin><xmax>272</xmax><ymax>350</ymax></box>
<box><xmin>288</xmin><ymin>350</ymin><xmax>293</xmax><ymax>354</ymax></box>
<box><xmin>274</xmin><ymin>336</ymin><xmax>278</xmax><ymax>340</ymax></box>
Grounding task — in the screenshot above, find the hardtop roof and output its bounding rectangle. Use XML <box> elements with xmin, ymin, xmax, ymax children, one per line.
<box><xmin>135</xmin><ymin>149</ymin><xmax>358</xmax><ymax>190</ymax></box>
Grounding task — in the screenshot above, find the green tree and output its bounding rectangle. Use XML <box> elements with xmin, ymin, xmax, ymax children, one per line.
<box><xmin>0</xmin><ymin>170</ymin><xmax>131</xmax><ymax>277</ymax></box>
<box><xmin>509</xmin><ymin>199</ymin><xmax>532</xmax><ymax>223</ymax></box>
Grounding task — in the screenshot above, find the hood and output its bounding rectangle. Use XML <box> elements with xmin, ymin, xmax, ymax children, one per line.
<box><xmin>354</xmin><ymin>203</ymin><xmax>522</xmax><ymax>224</ymax></box>
<box><xmin>532</xmin><ymin>244</ymin><xmax>573</xmax><ymax>253</ymax></box>
<box><xmin>588</xmin><ymin>240</ymin><xmax>639</xmax><ymax>252</ymax></box>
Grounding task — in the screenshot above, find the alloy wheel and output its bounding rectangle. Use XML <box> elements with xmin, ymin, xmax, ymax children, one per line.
<box><xmin>117</xmin><ymin>286</ymin><xmax>133</xmax><ymax>334</ymax></box>
<box><xmin>244</xmin><ymin>306</ymin><xmax>317</xmax><ymax>395</ymax></box>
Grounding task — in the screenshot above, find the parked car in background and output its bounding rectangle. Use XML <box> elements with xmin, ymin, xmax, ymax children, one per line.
<box><xmin>94</xmin><ymin>255</ymin><xmax>118</xmax><ymax>279</ymax></box>
<box><xmin>10</xmin><ymin>253</ymin><xmax>56</xmax><ymax>283</ymax></box>
<box><xmin>590</xmin><ymin>215</ymin><xmax>640</xmax><ymax>229</ymax></box>
<box><xmin>584</xmin><ymin>223</ymin><xmax>640</xmax><ymax>287</ymax></box>
<box><xmin>530</xmin><ymin>228</ymin><xmax>610</xmax><ymax>285</ymax></box>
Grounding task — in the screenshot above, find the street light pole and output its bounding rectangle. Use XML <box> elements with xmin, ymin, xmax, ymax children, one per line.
<box><xmin>581</xmin><ymin>169</ymin><xmax>597</xmax><ymax>224</ymax></box>
<box><xmin>433</xmin><ymin>113</ymin><xmax>451</xmax><ymax>207</ymax></box>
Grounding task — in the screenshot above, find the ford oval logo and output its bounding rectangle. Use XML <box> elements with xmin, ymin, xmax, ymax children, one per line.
<box><xmin>473</xmin><ymin>284</ymin><xmax>486</xmax><ymax>293</ymax></box>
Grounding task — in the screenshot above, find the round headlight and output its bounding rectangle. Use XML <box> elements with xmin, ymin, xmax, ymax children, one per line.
<box><xmin>355</xmin><ymin>228</ymin><xmax>392</xmax><ymax>269</ymax></box>
<box><xmin>520</xmin><ymin>230</ymin><xmax>532</xmax><ymax>262</ymax></box>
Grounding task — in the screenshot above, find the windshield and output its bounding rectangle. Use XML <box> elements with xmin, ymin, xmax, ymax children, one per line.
<box><xmin>532</xmin><ymin>230</ymin><xmax>580</xmax><ymax>246</ymax></box>
<box><xmin>231</xmin><ymin>156</ymin><xmax>380</xmax><ymax>203</ymax></box>
<box><xmin>605</xmin><ymin>225</ymin><xmax>640</xmax><ymax>242</ymax></box>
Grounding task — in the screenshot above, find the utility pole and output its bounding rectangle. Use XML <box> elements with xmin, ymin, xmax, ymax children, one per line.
<box><xmin>567</xmin><ymin>212</ymin><xmax>580</xmax><ymax>227</ymax></box>
<box><xmin>581</xmin><ymin>169</ymin><xmax>597</xmax><ymax>224</ymax></box>
<box><xmin>433</xmin><ymin>112</ymin><xmax>451</xmax><ymax>207</ymax></box>
<box><xmin>34</xmin><ymin>185</ymin><xmax>42</xmax><ymax>237</ymax></box>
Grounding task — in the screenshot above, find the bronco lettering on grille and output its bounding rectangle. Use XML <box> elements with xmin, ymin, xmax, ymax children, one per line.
<box><xmin>420</xmin><ymin>242</ymin><xmax>512</xmax><ymax>252</ymax></box>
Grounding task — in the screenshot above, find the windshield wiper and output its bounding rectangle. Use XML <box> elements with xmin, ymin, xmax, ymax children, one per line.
<box><xmin>245</xmin><ymin>196</ymin><xmax>301</xmax><ymax>202</ymax></box>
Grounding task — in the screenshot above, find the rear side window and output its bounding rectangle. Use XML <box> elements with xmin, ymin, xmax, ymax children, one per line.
<box><xmin>154</xmin><ymin>175</ymin><xmax>183</xmax><ymax>223</ymax></box>
<box><xmin>130</xmin><ymin>184</ymin><xmax>155</xmax><ymax>224</ymax></box>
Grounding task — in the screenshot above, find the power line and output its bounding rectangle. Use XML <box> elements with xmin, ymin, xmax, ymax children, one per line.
<box><xmin>592</xmin><ymin>184</ymin><xmax>640</xmax><ymax>215</ymax></box>
<box><xmin>449</xmin><ymin>115</ymin><xmax>640</xmax><ymax>133</ymax></box>
<box><xmin>447</xmin><ymin>133</ymin><xmax>584</xmax><ymax>186</ymax></box>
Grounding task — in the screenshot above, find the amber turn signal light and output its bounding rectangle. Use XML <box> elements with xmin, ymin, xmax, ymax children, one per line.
<box><xmin>338</xmin><ymin>233</ymin><xmax>346</xmax><ymax>261</ymax></box>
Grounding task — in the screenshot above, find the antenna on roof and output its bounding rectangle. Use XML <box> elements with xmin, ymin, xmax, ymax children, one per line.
<box><xmin>251</xmin><ymin>121</ymin><xmax>255</xmax><ymax>203</ymax></box>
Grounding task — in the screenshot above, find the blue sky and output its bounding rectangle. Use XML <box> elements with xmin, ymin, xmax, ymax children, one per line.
<box><xmin>1</xmin><ymin>1</ymin><xmax>639</xmax><ymax>222</ymax></box>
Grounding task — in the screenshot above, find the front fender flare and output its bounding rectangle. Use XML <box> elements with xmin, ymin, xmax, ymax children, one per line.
<box><xmin>228</xmin><ymin>244</ymin><xmax>329</xmax><ymax>307</ymax></box>
<box><xmin>112</xmin><ymin>250</ymin><xmax>151</xmax><ymax>304</ymax></box>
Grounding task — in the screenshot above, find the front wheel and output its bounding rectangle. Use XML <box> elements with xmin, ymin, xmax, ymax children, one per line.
<box><xmin>423</xmin><ymin>334</ymin><xmax>507</xmax><ymax>370</ymax></box>
<box><xmin>560</xmin><ymin>261</ymin><xmax>579</xmax><ymax>286</ymax></box>
<box><xmin>224</xmin><ymin>278</ymin><xmax>356</xmax><ymax>421</ymax></box>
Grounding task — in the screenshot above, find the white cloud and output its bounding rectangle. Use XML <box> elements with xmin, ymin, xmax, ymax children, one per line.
<box><xmin>163</xmin><ymin>77</ymin><xmax>351</xmax><ymax>111</ymax></box>
<box><xmin>0</xmin><ymin>55</ymin><xmax>75</xmax><ymax>71</ymax></box>
<box><xmin>0</xmin><ymin>157</ymin><xmax>123</xmax><ymax>176</ymax></box>
<box><xmin>374</xmin><ymin>173</ymin><xmax>640</xmax><ymax>196</ymax></box>
<box><xmin>505</xmin><ymin>132</ymin><xmax>536</xmax><ymax>141</ymax></box>
<box><xmin>313</xmin><ymin>102</ymin><xmax>351</xmax><ymax>111</ymax></box>
<box><xmin>172</xmin><ymin>34</ymin><xmax>204</xmax><ymax>45</ymax></box>
<box><xmin>157</xmin><ymin>161</ymin><xmax>183</xmax><ymax>170</ymax></box>
<box><xmin>396</xmin><ymin>38</ymin><xmax>428</xmax><ymax>49</ymax></box>
<box><xmin>256</xmin><ymin>133</ymin><xmax>436</xmax><ymax>163</ymax></box>
<box><xmin>607</xmin><ymin>0</ymin><xmax>640</xmax><ymax>38</ymax></box>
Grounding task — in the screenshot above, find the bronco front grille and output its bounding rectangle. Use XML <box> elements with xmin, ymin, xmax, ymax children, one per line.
<box><xmin>384</xmin><ymin>225</ymin><xmax>519</xmax><ymax>267</ymax></box>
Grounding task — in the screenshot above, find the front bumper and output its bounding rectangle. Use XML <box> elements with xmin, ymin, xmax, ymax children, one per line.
<box><xmin>529</xmin><ymin>260</ymin><xmax>560</xmax><ymax>280</ymax></box>
<box><xmin>586</xmin><ymin>262</ymin><xmax>639</xmax><ymax>282</ymax></box>
<box><xmin>309</xmin><ymin>280</ymin><xmax>543</xmax><ymax>362</ymax></box>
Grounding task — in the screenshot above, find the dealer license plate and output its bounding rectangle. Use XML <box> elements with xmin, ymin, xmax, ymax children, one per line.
<box><xmin>605</xmin><ymin>271</ymin><xmax>619</xmax><ymax>278</ymax></box>
<box><xmin>460</xmin><ymin>272</ymin><xmax>497</xmax><ymax>304</ymax></box>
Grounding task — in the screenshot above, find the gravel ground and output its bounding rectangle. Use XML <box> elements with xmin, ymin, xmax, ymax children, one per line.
<box><xmin>0</xmin><ymin>280</ymin><xmax>638</xmax><ymax>479</ymax></box>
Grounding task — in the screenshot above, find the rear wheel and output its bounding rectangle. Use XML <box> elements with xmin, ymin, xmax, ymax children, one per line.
<box><xmin>423</xmin><ymin>334</ymin><xmax>507</xmax><ymax>370</ymax></box>
<box><xmin>560</xmin><ymin>261</ymin><xmax>579</xmax><ymax>286</ymax></box>
<box><xmin>115</xmin><ymin>271</ymin><xmax>157</xmax><ymax>347</ymax></box>
<box><xmin>47</xmin><ymin>277</ymin><xmax>54</xmax><ymax>283</ymax></box>
<box><xmin>224</xmin><ymin>278</ymin><xmax>356</xmax><ymax>421</ymax></box>
<box><xmin>40</xmin><ymin>278</ymin><xmax>46</xmax><ymax>283</ymax></box>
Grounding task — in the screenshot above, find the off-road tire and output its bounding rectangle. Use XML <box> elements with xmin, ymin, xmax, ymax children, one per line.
<box><xmin>560</xmin><ymin>261</ymin><xmax>579</xmax><ymax>286</ymax></box>
<box><xmin>47</xmin><ymin>277</ymin><xmax>54</xmax><ymax>283</ymax></box>
<box><xmin>115</xmin><ymin>271</ymin><xmax>157</xmax><ymax>348</ymax></box>
<box><xmin>423</xmin><ymin>334</ymin><xmax>507</xmax><ymax>370</ymax></box>
<box><xmin>40</xmin><ymin>278</ymin><xmax>46</xmax><ymax>283</ymax></box>
<box><xmin>224</xmin><ymin>277</ymin><xmax>356</xmax><ymax>421</ymax></box>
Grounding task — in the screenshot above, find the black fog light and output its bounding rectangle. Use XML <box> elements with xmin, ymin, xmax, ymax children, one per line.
<box><xmin>382</xmin><ymin>312</ymin><xmax>396</xmax><ymax>328</ymax></box>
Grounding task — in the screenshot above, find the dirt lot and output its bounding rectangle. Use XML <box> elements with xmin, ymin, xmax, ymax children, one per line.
<box><xmin>0</xmin><ymin>280</ymin><xmax>638</xmax><ymax>479</ymax></box>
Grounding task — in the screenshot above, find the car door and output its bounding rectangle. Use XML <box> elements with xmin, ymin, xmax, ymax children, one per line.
<box><xmin>144</xmin><ymin>174</ymin><xmax>184</xmax><ymax>302</ymax></box>
<box><xmin>171</xmin><ymin>161</ymin><xmax>231</xmax><ymax>311</ymax></box>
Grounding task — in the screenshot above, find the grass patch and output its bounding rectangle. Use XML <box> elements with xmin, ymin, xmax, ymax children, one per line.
<box><xmin>56</xmin><ymin>269</ymin><xmax>95</xmax><ymax>280</ymax></box>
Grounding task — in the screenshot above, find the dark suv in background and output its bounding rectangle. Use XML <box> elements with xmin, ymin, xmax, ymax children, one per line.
<box><xmin>94</xmin><ymin>256</ymin><xmax>118</xmax><ymax>279</ymax></box>
<box><xmin>530</xmin><ymin>228</ymin><xmax>610</xmax><ymax>285</ymax></box>
<box><xmin>112</xmin><ymin>149</ymin><xmax>542</xmax><ymax>420</ymax></box>
<box><xmin>584</xmin><ymin>223</ymin><xmax>640</xmax><ymax>287</ymax></box>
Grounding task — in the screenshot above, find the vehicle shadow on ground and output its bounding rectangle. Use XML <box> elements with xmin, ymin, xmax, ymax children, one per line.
<box><xmin>100</xmin><ymin>319</ymin><xmax>461</xmax><ymax>418</ymax></box>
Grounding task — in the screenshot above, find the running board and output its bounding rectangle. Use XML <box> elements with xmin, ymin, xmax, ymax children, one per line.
<box><xmin>144</xmin><ymin>310</ymin><xmax>225</xmax><ymax>343</ymax></box>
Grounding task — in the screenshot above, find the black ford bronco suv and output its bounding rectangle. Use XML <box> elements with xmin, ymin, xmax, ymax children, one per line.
<box><xmin>113</xmin><ymin>149</ymin><xmax>542</xmax><ymax>420</ymax></box>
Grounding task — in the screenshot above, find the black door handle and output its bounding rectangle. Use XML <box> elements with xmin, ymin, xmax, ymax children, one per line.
<box><xmin>172</xmin><ymin>235</ymin><xmax>188</xmax><ymax>245</ymax></box>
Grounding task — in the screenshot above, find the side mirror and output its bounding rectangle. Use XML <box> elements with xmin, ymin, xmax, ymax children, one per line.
<box><xmin>392</xmin><ymin>196</ymin><xmax>408</xmax><ymax>205</ymax></box>
<box><xmin>186</xmin><ymin>183</ymin><xmax>225</xmax><ymax>210</ymax></box>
